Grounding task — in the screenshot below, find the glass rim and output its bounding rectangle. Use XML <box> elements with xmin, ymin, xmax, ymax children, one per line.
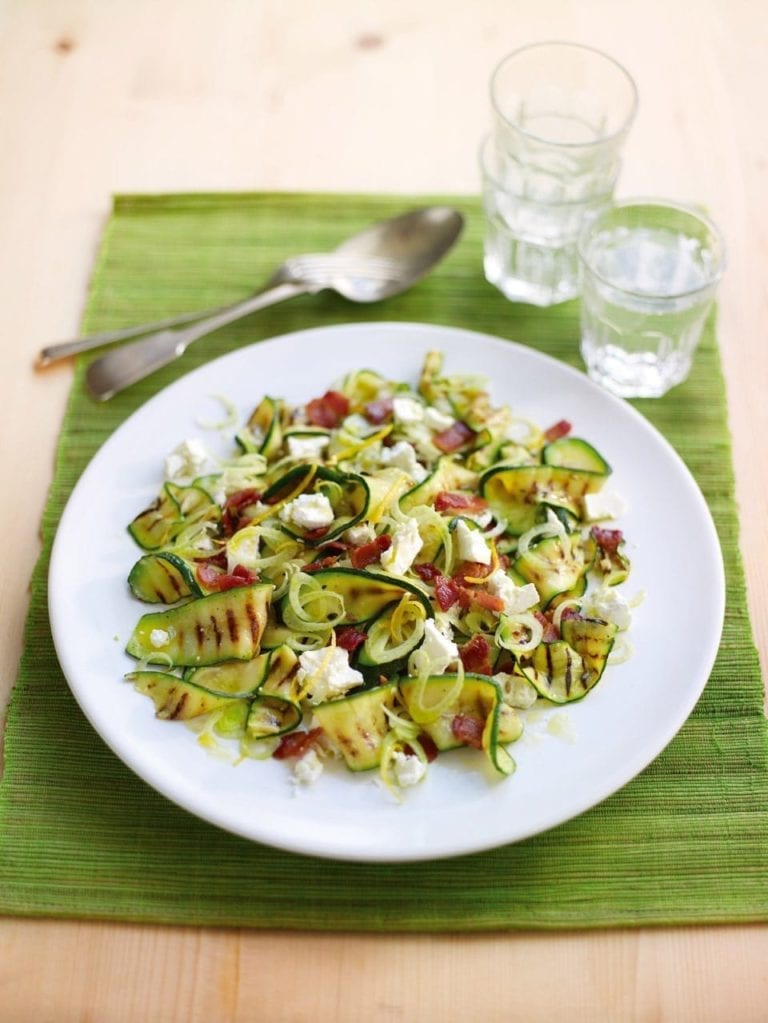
<box><xmin>490</xmin><ymin>41</ymin><xmax>639</xmax><ymax>150</ymax></box>
<box><xmin>577</xmin><ymin>197</ymin><xmax>727</xmax><ymax>301</ymax></box>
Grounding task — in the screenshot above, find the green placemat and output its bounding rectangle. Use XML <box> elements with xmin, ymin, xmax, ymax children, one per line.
<box><xmin>1</xmin><ymin>192</ymin><xmax>766</xmax><ymax>931</ymax></box>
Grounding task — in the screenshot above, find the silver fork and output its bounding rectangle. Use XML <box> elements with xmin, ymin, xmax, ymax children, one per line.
<box><xmin>83</xmin><ymin>253</ymin><xmax>403</xmax><ymax>400</ymax></box>
<box><xmin>37</xmin><ymin>253</ymin><xmax>402</xmax><ymax>368</ymax></box>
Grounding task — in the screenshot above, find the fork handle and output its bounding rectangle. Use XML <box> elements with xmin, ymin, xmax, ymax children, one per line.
<box><xmin>85</xmin><ymin>280</ymin><xmax>307</xmax><ymax>401</ymax></box>
<box><xmin>36</xmin><ymin>301</ymin><xmax>244</xmax><ymax>366</ymax></box>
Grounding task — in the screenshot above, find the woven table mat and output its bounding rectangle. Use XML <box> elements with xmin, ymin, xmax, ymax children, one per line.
<box><xmin>1</xmin><ymin>191</ymin><xmax>766</xmax><ymax>931</ymax></box>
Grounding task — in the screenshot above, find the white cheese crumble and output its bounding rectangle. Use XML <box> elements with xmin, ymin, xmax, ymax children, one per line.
<box><xmin>297</xmin><ymin>647</ymin><xmax>364</xmax><ymax>705</ymax></box>
<box><xmin>164</xmin><ymin>438</ymin><xmax>210</xmax><ymax>482</ymax></box>
<box><xmin>421</xmin><ymin>618</ymin><xmax>459</xmax><ymax>667</ymax></box>
<box><xmin>293</xmin><ymin>748</ymin><xmax>324</xmax><ymax>785</ymax></box>
<box><xmin>454</xmin><ymin>519</ymin><xmax>491</xmax><ymax>565</ymax></box>
<box><xmin>149</xmin><ymin>628</ymin><xmax>170</xmax><ymax>648</ymax></box>
<box><xmin>344</xmin><ymin>522</ymin><xmax>376</xmax><ymax>546</ymax></box>
<box><xmin>392</xmin><ymin>396</ymin><xmax>425</xmax><ymax>424</ymax></box>
<box><xmin>584</xmin><ymin>490</ymin><xmax>629</xmax><ymax>521</ymax></box>
<box><xmin>391</xmin><ymin>751</ymin><xmax>427</xmax><ymax>788</ymax></box>
<box><xmin>380</xmin><ymin>517</ymin><xmax>423</xmax><ymax>575</ymax></box>
<box><xmin>279</xmin><ymin>493</ymin><xmax>335</xmax><ymax>531</ymax></box>
<box><xmin>582</xmin><ymin>586</ymin><xmax>633</xmax><ymax>630</ymax></box>
<box><xmin>424</xmin><ymin>406</ymin><xmax>455</xmax><ymax>432</ymax></box>
<box><xmin>486</xmin><ymin>570</ymin><xmax>539</xmax><ymax>614</ymax></box>
<box><xmin>286</xmin><ymin>434</ymin><xmax>329</xmax><ymax>460</ymax></box>
<box><xmin>379</xmin><ymin>441</ymin><xmax>427</xmax><ymax>483</ymax></box>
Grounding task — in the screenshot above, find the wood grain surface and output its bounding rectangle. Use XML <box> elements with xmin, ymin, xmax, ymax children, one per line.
<box><xmin>1</xmin><ymin>1</ymin><xmax>766</xmax><ymax>1020</ymax></box>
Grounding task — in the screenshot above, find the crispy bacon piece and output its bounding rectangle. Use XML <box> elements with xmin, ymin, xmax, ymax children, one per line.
<box><xmin>434</xmin><ymin>574</ymin><xmax>461</xmax><ymax>611</ymax></box>
<box><xmin>433</xmin><ymin>420</ymin><xmax>475</xmax><ymax>453</ymax></box>
<box><xmin>591</xmin><ymin>526</ymin><xmax>624</xmax><ymax>553</ymax></box>
<box><xmin>434</xmin><ymin>491</ymin><xmax>489</xmax><ymax>514</ymax></box>
<box><xmin>544</xmin><ymin>419</ymin><xmax>572</xmax><ymax>442</ymax></box>
<box><xmin>196</xmin><ymin>562</ymin><xmax>259</xmax><ymax>592</ymax></box>
<box><xmin>304</xmin><ymin>555</ymin><xmax>341</xmax><ymax>573</ymax></box>
<box><xmin>335</xmin><ymin>626</ymin><xmax>368</xmax><ymax>652</ymax></box>
<box><xmin>272</xmin><ymin>727</ymin><xmax>324</xmax><ymax>760</ymax></box>
<box><xmin>468</xmin><ymin>590</ymin><xmax>505</xmax><ymax>614</ymax></box>
<box><xmin>559</xmin><ymin>606</ymin><xmax>582</xmax><ymax>624</ymax></box>
<box><xmin>413</xmin><ymin>562</ymin><xmax>441</xmax><ymax>583</ymax></box>
<box><xmin>534</xmin><ymin>610</ymin><xmax>560</xmax><ymax>643</ymax></box>
<box><xmin>452</xmin><ymin>561</ymin><xmax>492</xmax><ymax>585</ymax></box>
<box><xmin>364</xmin><ymin>397</ymin><xmax>394</xmax><ymax>424</ymax></box>
<box><xmin>451</xmin><ymin>713</ymin><xmax>485</xmax><ymax>750</ymax></box>
<box><xmin>306</xmin><ymin>390</ymin><xmax>350</xmax><ymax>428</ymax></box>
<box><xmin>417</xmin><ymin>734</ymin><xmax>439</xmax><ymax>762</ymax></box>
<box><xmin>222</xmin><ymin>487</ymin><xmax>262</xmax><ymax>534</ymax></box>
<box><xmin>459</xmin><ymin>634</ymin><xmax>494</xmax><ymax>676</ymax></box>
<box><xmin>350</xmin><ymin>534</ymin><xmax>392</xmax><ymax>570</ymax></box>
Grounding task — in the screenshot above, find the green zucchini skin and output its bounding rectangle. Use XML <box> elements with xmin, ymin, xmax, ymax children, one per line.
<box><xmin>312</xmin><ymin>683</ymin><xmax>398</xmax><ymax>771</ymax></box>
<box><xmin>127</xmin><ymin>552</ymin><xmax>201</xmax><ymax>604</ymax></box>
<box><xmin>125</xmin><ymin>583</ymin><xmax>273</xmax><ymax>667</ymax></box>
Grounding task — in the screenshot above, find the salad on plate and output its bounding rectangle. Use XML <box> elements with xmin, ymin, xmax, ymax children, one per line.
<box><xmin>122</xmin><ymin>350</ymin><xmax>636</xmax><ymax>794</ymax></box>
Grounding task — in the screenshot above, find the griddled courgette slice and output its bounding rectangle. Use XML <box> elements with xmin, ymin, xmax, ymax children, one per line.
<box><xmin>479</xmin><ymin>464</ymin><xmax>607</xmax><ymax>535</ymax></box>
<box><xmin>125</xmin><ymin>583</ymin><xmax>273</xmax><ymax>667</ymax></box>
<box><xmin>128</xmin><ymin>490</ymin><xmax>180</xmax><ymax>550</ymax></box>
<box><xmin>127</xmin><ymin>482</ymin><xmax>220</xmax><ymax>551</ymax></box>
<box><xmin>280</xmin><ymin>567</ymin><xmax>432</xmax><ymax>627</ymax></box>
<box><xmin>247</xmin><ymin>396</ymin><xmax>286</xmax><ymax>460</ymax></box>
<box><xmin>514</xmin><ymin>534</ymin><xmax>591</xmax><ymax>608</ymax></box>
<box><xmin>312</xmin><ymin>683</ymin><xmax>398</xmax><ymax>771</ymax></box>
<box><xmin>560</xmin><ymin>616</ymin><xmax>618</xmax><ymax>690</ymax></box>
<box><xmin>128</xmin><ymin>552</ymin><xmax>200</xmax><ymax>604</ymax></box>
<box><xmin>246</xmin><ymin>694</ymin><xmax>302</xmax><ymax>739</ymax></box>
<box><xmin>184</xmin><ymin>652</ymin><xmax>272</xmax><ymax>696</ymax></box>
<box><xmin>126</xmin><ymin>670</ymin><xmax>239</xmax><ymax>719</ymax></box>
<box><xmin>542</xmin><ymin>437</ymin><xmax>611</xmax><ymax>475</ymax></box>
<box><xmin>399</xmin><ymin>674</ymin><xmax>515</xmax><ymax>776</ymax></box>
<box><xmin>516</xmin><ymin>641</ymin><xmax>589</xmax><ymax>704</ymax></box>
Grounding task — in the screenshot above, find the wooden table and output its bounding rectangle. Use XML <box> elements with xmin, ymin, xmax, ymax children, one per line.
<box><xmin>1</xmin><ymin>2</ymin><xmax>766</xmax><ymax>1020</ymax></box>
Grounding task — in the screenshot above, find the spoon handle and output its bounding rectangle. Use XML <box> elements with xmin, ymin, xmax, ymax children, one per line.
<box><xmin>85</xmin><ymin>280</ymin><xmax>307</xmax><ymax>401</ymax></box>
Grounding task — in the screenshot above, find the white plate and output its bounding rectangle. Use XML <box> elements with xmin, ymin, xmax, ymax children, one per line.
<box><xmin>49</xmin><ymin>323</ymin><xmax>725</xmax><ymax>862</ymax></box>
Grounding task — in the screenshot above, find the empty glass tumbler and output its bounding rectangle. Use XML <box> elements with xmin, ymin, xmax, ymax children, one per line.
<box><xmin>484</xmin><ymin>42</ymin><xmax>637</xmax><ymax>306</ymax></box>
<box><xmin>578</xmin><ymin>200</ymin><xmax>726</xmax><ymax>397</ymax></box>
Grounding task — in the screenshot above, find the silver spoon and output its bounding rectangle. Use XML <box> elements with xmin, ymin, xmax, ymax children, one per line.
<box><xmin>42</xmin><ymin>206</ymin><xmax>463</xmax><ymax>401</ymax></box>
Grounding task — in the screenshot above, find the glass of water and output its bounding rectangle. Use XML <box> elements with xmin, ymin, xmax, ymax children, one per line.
<box><xmin>578</xmin><ymin>200</ymin><xmax>726</xmax><ymax>398</ymax></box>
<box><xmin>486</xmin><ymin>42</ymin><xmax>637</xmax><ymax>306</ymax></box>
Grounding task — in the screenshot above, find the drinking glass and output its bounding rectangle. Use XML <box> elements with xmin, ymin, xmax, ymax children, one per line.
<box><xmin>486</xmin><ymin>42</ymin><xmax>637</xmax><ymax>306</ymax></box>
<box><xmin>578</xmin><ymin>200</ymin><xmax>726</xmax><ymax>397</ymax></box>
